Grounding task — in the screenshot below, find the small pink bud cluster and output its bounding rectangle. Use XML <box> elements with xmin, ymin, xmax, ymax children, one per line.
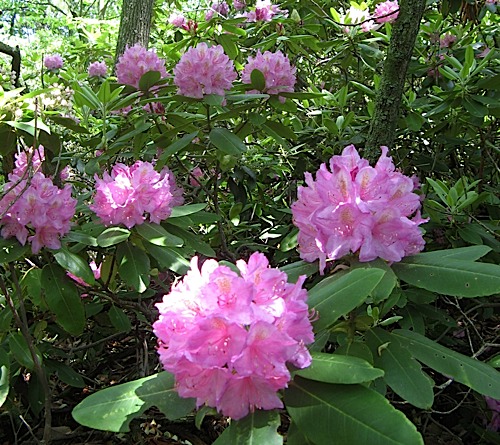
<box><xmin>174</xmin><ymin>43</ymin><xmax>237</xmax><ymax>98</ymax></box>
<box><xmin>292</xmin><ymin>145</ymin><xmax>427</xmax><ymax>274</ymax></box>
<box><xmin>153</xmin><ymin>252</ymin><xmax>314</xmax><ymax>419</ymax></box>
<box><xmin>89</xmin><ymin>161</ymin><xmax>183</xmax><ymax>229</ymax></box>
<box><xmin>439</xmin><ymin>34</ymin><xmax>456</xmax><ymax>49</ymax></box>
<box><xmin>242</xmin><ymin>50</ymin><xmax>296</xmax><ymax>100</ymax></box>
<box><xmin>243</xmin><ymin>0</ymin><xmax>287</xmax><ymax>22</ymax></box>
<box><xmin>115</xmin><ymin>44</ymin><xmax>168</xmax><ymax>89</ymax></box>
<box><xmin>88</xmin><ymin>61</ymin><xmax>108</xmax><ymax>77</ymax></box>
<box><xmin>44</xmin><ymin>54</ymin><xmax>64</xmax><ymax>70</ymax></box>
<box><xmin>0</xmin><ymin>149</ymin><xmax>76</xmax><ymax>254</ymax></box>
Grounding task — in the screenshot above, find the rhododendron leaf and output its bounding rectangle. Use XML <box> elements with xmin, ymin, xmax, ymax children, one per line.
<box><xmin>392</xmin><ymin>330</ymin><xmax>500</xmax><ymax>399</ymax></box>
<box><xmin>136</xmin><ymin>223</ymin><xmax>183</xmax><ymax>247</ymax></box>
<box><xmin>157</xmin><ymin>131</ymin><xmax>199</xmax><ymax>161</ymax></box>
<box><xmin>144</xmin><ymin>243</ymin><xmax>190</xmax><ymax>274</ymax></box>
<box><xmin>264</xmin><ymin>120</ymin><xmax>297</xmax><ymax>140</ymax></box>
<box><xmin>285</xmin><ymin>377</ymin><xmax>424</xmax><ymax>445</ymax></box>
<box><xmin>221</xmin><ymin>22</ymin><xmax>247</xmax><ymax>37</ymax></box>
<box><xmin>407</xmin><ymin>246</ymin><xmax>491</xmax><ymax>261</ymax></box>
<box><xmin>108</xmin><ymin>305</ymin><xmax>132</xmax><ymax>333</ymax></box>
<box><xmin>117</xmin><ymin>242</ymin><xmax>150</xmax><ymax>293</ymax></box>
<box><xmin>72</xmin><ymin>372</ymin><xmax>195</xmax><ymax>432</ymax></box>
<box><xmin>218</xmin><ymin>34</ymin><xmax>239</xmax><ymax>61</ymax></box>
<box><xmin>170</xmin><ymin>203</ymin><xmax>207</xmax><ymax>218</ymax></box>
<box><xmin>138</xmin><ymin>70</ymin><xmax>161</xmax><ymax>91</ymax></box>
<box><xmin>250</xmin><ymin>69</ymin><xmax>266</xmax><ymax>91</ymax></box>
<box><xmin>41</xmin><ymin>265</ymin><xmax>85</xmax><ymax>335</ymax></box>
<box><xmin>308</xmin><ymin>268</ymin><xmax>385</xmax><ymax>332</ymax></box>
<box><xmin>46</xmin><ymin>360</ymin><xmax>85</xmax><ymax>388</ymax></box>
<box><xmin>213</xmin><ymin>410</ymin><xmax>283</xmax><ymax>445</ymax></box>
<box><xmin>8</xmin><ymin>332</ymin><xmax>41</xmax><ymax>370</ymax></box>
<box><xmin>365</xmin><ymin>329</ymin><xmax>434</xmax><ymax>409</ymax></box>
<box><xmin>47</xmin><ymin>116</ymin><xmax>89</xmax><ymax>133</ymax></box>
<box><xmin>54</xmin><ymin>249</ymin><xmax>96</xmax><ymax>286</ymax></box>
<box><xmin>392</xmin><ymin>256</ymin><xmax>500</xmax><ymax>297</ymax></box>
<box><xmin>0</xmin><ymin>348</ymin><xmax>9</xmax><ymax>408</ymax></box>
<box><xmin>352</xmin><ymin>259</ymin><xmax>397</xmax><ymax>304</ymax></box>
<box><xmin>295</xmin><ymin>351</ymin><xmax>384</xmax><ymax>384</ymax></box>
<box><xmin>225</xmin><ymin>93</ymin><xmax>270</xmax><ymax>102</ymax></box>
<box><xmin>286</xmin><ymin>422</ymin><xmax>315</xmax><ymax>445</ymax></box>
<box><xmin>209</xmin><ymin>128</ymin><xmax>246</xmax><ymax>156</ymax></box>
<box><xmin>97</xmin><ymin>227</ymin><xmax>130</xmax><ymax>247</ymax></box>
<box><xmin>64</xmin><ymin>231</ymin><xmax>98</xmax><ymax>247</ymax></box>
<box><xmin>164</xmin><ymin>224</ymin><xmax>216</xmax><ymax>257</ymax></box>
<box><xmin>0</xmin><ymin>238</ymin><xmax>29</xmax><ymax>263</ymax></box>
<box><xmin>279</xmin><ymin>260</ymin><xmax>318</xmax><ymax>283</ymax></box>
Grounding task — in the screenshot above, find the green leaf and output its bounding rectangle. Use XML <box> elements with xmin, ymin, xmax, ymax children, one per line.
<box><xmin>47</xmin><ymin>360</ymin><xmax>85</xmax><ymax>388</ymax></box>
<box><xmin>218</xmin><ymin>34</ymin><xmax>239</xmax><ymax>60</ymax></box>
<box><xmin>65</xmin><ymin>230</ymin><xmax>98</xmax><ymax>246</ymax></box>
<box><xmin>8</xmin><ymin>332</ymin><xmax>41</xmax><ymax>370</ymax></box>
<box><xmin>308</xmin><ymin>269</ymin><xmax>385</xmax><ymax>332</ymax></box>
<box><xmin>392</xmin><ymin>255</ymin><xmax>500</xmax><ymax>297</ymax></box>
<box><xmin>221</xmin><ymin>22</ymin><xmax>247</xmax><ymax>36</ymax></box>
<box><xmin>72</xmin><ymin>372</ymin><xmax>196</xmax><ymax>432</ymax></box>
<box><xmin>108</xmin><ymin>305</ymin><xmax>132</xmax><ymax>333</ymax></box>
<box><xmin>170</xmin><ymin>203</ymin><xmax>207</xmax><ymax>218</ymax></box>
<box><xmin>295</xmin><ymin>351</ymin><xmax>384</xmax><ymax>384</ymax></box>
<box><xmin>285</xmin><ymin>377</ymin><xmax>424</xmax><ymax>445</ymax></box>
<box><xmin>353</xmin><ymin>259</ymin><xmax>397</xmax><ymax>304</ymax></box>
<box><xmin>286</xmin><ymin>422</ymin><xmax>316</xmax><ymax>445</ymax></box>
<box><xmin>41</xmin><ymin>265</ymin><xmax>86</xmax><ymax>335</ymax></box>
<box><xmin>97</xmin><ymin>227</ymin><xmax>130</xmax><ymax>247</ymax></box>
<box><xmin>0</xmin><ymin>348</ymin><xmax>9</xmax><ymax>407</ymax></box>
<box><xmin>158</xmin><ymin>131</ymin><xmax>198</xmax><ymax>160</ymax></box>
<box><xmin>144</xmin><ymin>243</ymin><xmax>190</xmax><ymax>274</ymax></box>
<box><xmin>411</xmin><ymin>246</ymin><xmax>491</xmax><ymax>262</ymax></box>
<box><xmin>117</xmin><ymin>242</ymin><xmax>150</xmax><ymax>293</ymax></box>
<box><xmin>250</xmin><ymin>69</ymin><xmax>266</xmax><ymax>91</ymax></box>
<box><xmin>366</xmin><ymin>329</ymin><xmax>434</xmax><ymax>409</ymax></box>
<box><xmin>209</xmin><ymin>128</ymin><xmax>247</xmax><ymax>157</ymax></box>
<box><xmin>392</xmin><ymin>330</ymin><xmax>500</xmax><ymax>399</ymax></box>
<box><xmin>54</xmin><ymin>249</ymin><xmax>96</xmax><ymax>286</ymax></box>
<box><xmin>135</xmin><ymin>223</ymin><xmax>183</xmax><ymax>247</ymax></box>
<box><xmin>138</xmin><ymin>70</ymin><xmax>161</xmax><ymax>91</ymax></box>
<box><xmin>279</xmin><ymin>261</ymin><xmax>318</xmax><ymax>284</ymax></box>
<box><xmin>0</xmin><ymin>238</ymin><xmax>29</xmax><ymax>263</ymax></box>
<box><xmin>264</xmin><ymin>120</ymin><xmax>297</xmax><ymax>140</ymax></box>
<box><xmin>213</xmin><ymin>410</ymin><xmax>283</xmax><ymax>445</ymax></box>
<box><xmin>164</xmin><ymin>224</ymin><xmax>216</xmax><ymax>257</ymax></box>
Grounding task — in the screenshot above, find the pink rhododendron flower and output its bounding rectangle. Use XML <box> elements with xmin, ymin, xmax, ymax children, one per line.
<box><xmin>206</xmin><ymin>1</ymin><xmax>229</xmax><ymax>20</ymax></box>
<box><xmin>243</xmin><ymin>0</ymin><xmax>286</xmax><ymax>21</ymax></box>
<box><xmin>115</xmin><ymin>44</ymin><xmax>168</xmax><ymax>89</ymax></box>
<box><xmin>44</xmin><ymin>54</ymin><xmax>64</xmax><ymax>70</ymax></box>
<box><xmin>173</xmin><ymin>43</ymin><xmax>237</xmax><ymax>98</ymax></box>
<box><xmin>169</xmin><ymin>13</ymin><xmax>186</xmax><ymax>27</ymax></box>
<box><xmin>88</xmin><ymin>61</ymin><xmax>108</xmax><ymax>77</ymax></box>
<box><xmin>291</xmin><ymin>145</ymin><xmax>427</xmax><ymax>273</ymax></box>
<box><xmin>439</xmin><ymin>33</ymin><xmax>456</xmax><ymax>48</ymax></box>
<box><xmin>373</xmin><ymin>0</ymin><xmax>399</xmax><ymax>23</ymax></box>
<box><xmin>189</xmin><ymin>166</ymin><xmax>204</xmax><ymax>187</ymax></box>
<box><xmin>242</xmin><ymin>50</ymin><xmax>296</xmax><ymax>100</ymax></box>
<box><xmin>477</xmin><ymin>47</ymin><xmax>491</xmax><ymax>58</ymax></box>
<box><xmin>0</xmin><ymin>161</ymin><xmax>76</xmax><ymax>254</ymax></box>
<box><xmin>89</xmin><ymin>161</ymin><xmax>183</xmax><ymax>229</ymax></box>
<box><xmin>153</xmin><ymin>252</ymin><xmax>314</xmax><ymax>419</ymax></box>
<box><xmin>233</xmin><ymin>0</ymin><xmax>246</xmax><ymax>10</ymax></box>
<box><xmin>485</xmin><ymin>397</ymin><xmax>500</xmax><ymax>432</ymax></box>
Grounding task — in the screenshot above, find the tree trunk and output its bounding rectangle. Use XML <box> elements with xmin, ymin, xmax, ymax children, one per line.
<box><xmin>114</xmin><ymin>0</ymin><xmax>155</xmax><ymax>66</ymax></box>
<box><xmin>365</xmin><ymin>0</ymin><xmax>426</xmax><ymax>161</ymax></box>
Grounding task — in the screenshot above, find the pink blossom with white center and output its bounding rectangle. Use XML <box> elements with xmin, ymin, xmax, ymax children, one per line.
<box><xmin>439</xmin><ymin>34</ymin><xmax>456</xmax><ymax>48</ymax></box>
<box><xmin>169</xmin><ymin>13</ymin><xmax>186</xmax><ymax>27</ymax></box>
<box><xmin>291</xmin><ymin>145</ymin><xmax>427</xmax><ymax>274</ymax></box>
<box><xmin>241</xmin><ymin>50</ymin><xmax>296</xmax><ymax>101</ymax></box>
<box><xmin>373</xmin><ymin>0</ymin><xmax>399</xmax><ymax>23</ymax></box>
<box><xmin>89</xmin><ymin>161</ymin><xmax>183</xmax><ymax>229</ymax></box>
<box><xmin>115</xmin><ymin>44</ymin><xmax>168</xmax><ymax>90</ymax></box>
<box><xmin>0</xmin><ymin>171</ymin><xmax>76</xmax><ymax>254</ymax></box>
<box><xmin>243</xmin><ymin>0</ymin><xmax>287</xmax><ymax>21</ymax></box>
<box><xmin>44</xmin><ymin>54</ymin><xmax>64</xmax><ymax>70</ymax></box>
<box><xmin>153</xmin><ymin>252</ymin><xmax>314</xmax><ymax>419</ymax></box>
<box><xmin>173</xmin><ymin>43</ymin><xmax>237</xmax><ymax>98</ymax></box>
<box><xmin>88</xmin><ymin>61</ymin><xmax>108</xmax><ymax>77</ymax></box>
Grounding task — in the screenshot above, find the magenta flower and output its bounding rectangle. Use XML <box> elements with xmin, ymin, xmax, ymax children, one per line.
<box><xmin>89</xmin><ymin>161</ymin><xmax>183</xmax><ymax>229</ymax></box>
<box><xmin>244</xmin><ymin>0</ymin><xmax>287</xmax><ymax>21</ymax></box>
<box><xmin>291</xmin><ymin>145</ymin><xmax>427</xmax><ymax>273</ymax></box>
<box><xmin>115</xmin><ymin>44</ymin><xmax>168</xmax><ymax>89</ymax></box>
<box><xmin>88</xmin><ymin>61</ymin><xmax>108</xmax><ymax>77</ymax></box>
<box><xmin>44</xmin><ymin>54</ymin><xmax>64</xmax><ymax>70</ymax></box>
<box><xmin>153</xmin><ymin>252</ymin><xmax>314</xmax><ymax>419</ymax></box>
<box><xmin>233</xmin><ymin>0</ymin><xmax>246</xmax><ymax>10</ymax></box>
<box><xmin>173</xmin><ymin>43</ymin><xmax>237</xmax><ymax>98</ymax></box>
<box><xmin>373</xmin><ymin>0</ymin><xmax>399</xmax><ymax>23</ymax></box>
<box><xmin>206</xmin><ymin>1</ymin><xmax>229</xmax><ymax>20</ymax></box>
<box><xmin>169</xmin><ymin>13</ymin><xmax>186</xmax><ymax>27</ymax></box>
<box><xmin>241</xmin><ymin>50</ymin><xmax>296</xmax><ymax>100</ymax></box>
<box><xmin>0</xmin><ymin>157</ymin><xmax>76</xmax><ymax>253</ymax></box>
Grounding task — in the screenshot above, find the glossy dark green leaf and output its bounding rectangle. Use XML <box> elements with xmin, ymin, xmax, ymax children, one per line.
<box><xmin>250</xmin><ymin>69</ymin><xmax>266</xmax><ymax>91</ymax></box>
<box><xmin>8</xmin><ymin>332</ymin><xmax>41</xmax><ymax>370</ymax></box>
<box><xmin>279</xmin><ymin>261</ymin><xmax>318</xmax><ymax>283</ymax></box>
<box><xmin>0</xmin><ymin>348</ymin><xmax>9</xmax><ymax>407</ymax></box>
<box><xmin>108</xmin><ymin>305</ymin><xmax>132</xmax><ymax>333</ymax></box>
<box><xmin>135</xmin><ymin>223</ymin><xmax>183</xmax><ymax>247</ymax></box>
<box><xmin>144</xmin><ymin>242</ymin><xmax>190</xmax><ymax>274</ymax></box>
<box><xmin>209</xmin><ymin>128</ymin><xmax>246</xmax><ymax>156</ymax></box>
<box><xmin>138</xmin><ymin>70</ymin><xmax>161</xmax><ymax>91</ymax></box>
<box><xmin>117</xmin><ymin>242</ymin><xmax>150</xmax><ymax>293</ymax></box>
<box><xmin>97</xmin><ymin>227</ymin><xmax>130</xmax><ymax>247</ymax></box>
<box><xmin>54</xmin><ymin>249</ymin><xmax>96</xmax><ymax>286</ymax></box>
<box><xmin>0</xmin><ymin>238</ymin><xmax>29</xmax><ymax>263</ymax></box>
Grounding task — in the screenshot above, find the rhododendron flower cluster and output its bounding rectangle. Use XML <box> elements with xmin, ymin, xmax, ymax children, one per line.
<box><xmin>90</xmin><ymin>161</ymin><xmax>183</xmax><ymax>229</ymax></box>
<box><xmin>233</xmin><ymin>0</ymin><xmax>246</xmax><ymax>10</ymax></box>
<box><xmin>88</xmin><ymin>61</ymin><xmax>108</xmax><ymax>77</ymax></box>
<box><xmin>153</xmin><ymin>252</ymin><xmax>314</xmax><ymax>419</ymax></box>
<box><xmin>205</xmin><ymin>1</ymin><xmax>229</xmax><ymax>20</ymax></box>
<box><xmin>373</xmin><ymin>0</ymin><xmax>399</xmax><ymax>23</ymax></box>
<box><xmin>169</xmin><ymin>12</ymin><xmax>186</xmax><ymax>27</ymax></box>
<box><xmin>174</xmin><ymin>43</ymin><xmax>237</xmax><ymax>98</ymax></box>
<box><xmin>0</xmin><ymin>149</ymin><xmax>76</xmax><ymax>254</ymax></box>
<box><xmin>115</xmin><ymin>44</ymin><xmax>168</xmax><ymax>89</ymax></box>
<box><xmin>292</xmin><ymin>145</ymin><xmax>427</xmax><ymax>273</ymax></box>
<box><xmin>242</xmin><ymin>50</ymin><xmax>296</xmax><ymax>100</ymax></box>
<box><xmin>44</xmin><ymin>54</ymin><xmax>63</xmax><ymax>70</ymax></box>
<box><xmin>439</xmin><ymin>33</ymin><xmax>456</xmax><ymax>48</ymax></box>
<box><xmin>243</xmin><ymin>0</ymin><xmax>286</xmax><ymax>21</ymax></box>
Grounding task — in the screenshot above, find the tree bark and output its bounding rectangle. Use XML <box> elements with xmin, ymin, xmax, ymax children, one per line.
<box><xmin>365</xmin><ymin>0</ymin><xmax>426</xmax><ymax>161</ymax></box>
<box><xmin>0</xmin><ymin>42</ymin><xmax>21</xmax><ymax>88</ymax></box>
<box><xmin>114</xmin><ymin>0</ymin><xmax>155</xmax><ymax>66</ymax></box>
